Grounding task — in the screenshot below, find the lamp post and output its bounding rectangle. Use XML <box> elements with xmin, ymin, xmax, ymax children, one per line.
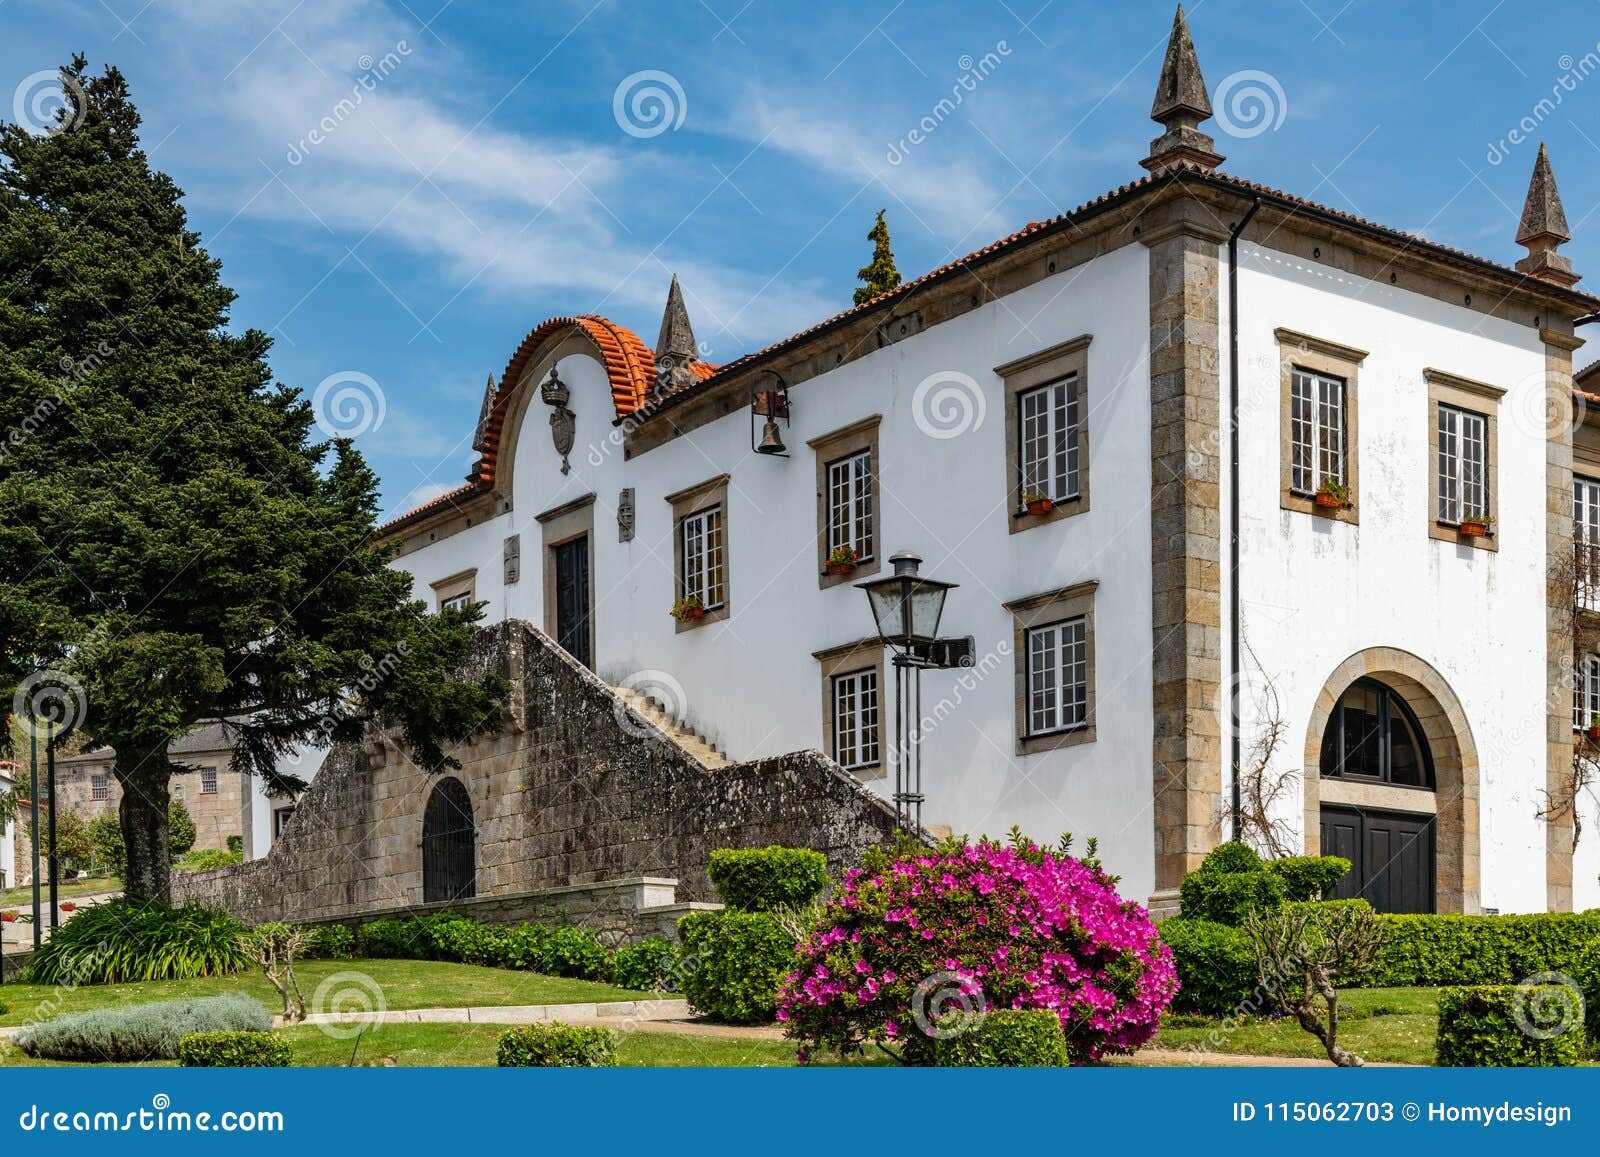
<box><xmin>857</xmin><ymin>552</ymin><xmax>970</xmax><ymax>833</ymax></box>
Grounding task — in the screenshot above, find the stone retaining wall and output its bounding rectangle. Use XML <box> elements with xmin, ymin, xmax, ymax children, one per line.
<box><xmin>173</xmin><ymin>620</ymin><xmax>902</xmax><ymax>930</ymax></box>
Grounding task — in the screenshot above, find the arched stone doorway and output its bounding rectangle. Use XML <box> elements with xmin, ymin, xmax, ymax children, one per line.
<box><xmin>1303</xmin><ymin>649</ymin><xmax>1479</xmax><ymax>914</ymax></box>
<box><xmin>422</xmin><ymin>777</ymin><xmax>476</xmax><ymax>903</ymax></box>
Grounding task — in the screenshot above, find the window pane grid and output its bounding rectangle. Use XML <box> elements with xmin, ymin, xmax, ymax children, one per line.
<box><xmin>1575</xmin><ymin>479</ymin><xmax>1600</xmax><ymax>610</ymax></box>
<box><xmin>1018</xmin><ymin>376</ymin><xmax>1080</xmax><ymax>504</ymax></box>
<box><xmin>681</xmin><ymin>507</ymin><xmax>725</xmax><ymax>609</ymax></box>
<box><xmin>1290</xmin><ymin>369</ymin><xmax>1346</xmax><ymax>496</ymax></box>
<box><xmin>1025</xmin><ymin>617</ymin><xmax>1087</xmax><ymax>736</ymax></box>
<box><xmin>832</xmin><ymin>670</ymin><xmax>879</xmax><ymax>769</ymax></box>
<box><xmin>1576</xmin><ymin>655</ymin><xmax>1600</xmax><ymax>731</ymax></box>
<box><xmin>1438</xmin><ymin>404</ymin><xmax>1487</xmax><ymax>524</ymax></box>
<box><xmin>826</xmin><ymin>451</ymin><xmax>873</xmax><ymax>561</ymax></box>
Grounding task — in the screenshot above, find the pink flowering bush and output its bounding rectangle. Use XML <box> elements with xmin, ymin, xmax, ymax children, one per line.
<box><xmin>777</xmin><ymin>832</ymin><xmax>1177</xmax><ymax>1064</ymax></box>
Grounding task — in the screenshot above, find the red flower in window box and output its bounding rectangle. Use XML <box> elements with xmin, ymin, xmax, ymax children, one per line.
<box><xmin>1022</xmin><ymin>492</ymin><xmax>1055</xmax><ymax>517</ymax></box>
<box><xmin>1458</xmin><ymin>517</ymin><xmax>1491</xmax><ymax>539</ymax></box>
<box><xmin>1313</xmin><ymin>480</ymin><xmax>1351</xmax><ymax>511</ymax></box>
<box><xmin>825</xmin><ymin>546</ymin><xmax>859</xmax><ymax>576</ymax></box>
<box><xmin>671</xmin><ymin>596</ymin><xmax>706</xmax><ymax>622</ymax></box>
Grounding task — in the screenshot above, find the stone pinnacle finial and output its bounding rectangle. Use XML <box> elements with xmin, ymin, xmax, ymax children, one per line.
<box><xmin>1515</xmin><ymin>144</ymin><xmax>1578</xmax><ymax>287</ymax></box>
<box><xmin>1141</xmin><ymin>5</ymin><xmax>1224</xmax><ymax>177</ymax></box>
<box><xmin>471</xmin><ymin>372</ymin><xmax>497</xmax><ymax>453</ymax></box>
<box><xmin>654</xmin><ymin>275</ymin><xmax>700</xmax><ymax>395</ymax></box>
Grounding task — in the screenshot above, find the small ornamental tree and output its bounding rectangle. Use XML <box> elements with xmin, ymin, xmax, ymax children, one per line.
<box><xmin>777</xmin><ymin>832</ymin><xmax>1177</xmax><ymax>1065</ymax></box>
<box><xmin>852</xmin><ymin>209</ymin><xmax>901</xmax><ymax>305</ymax></box>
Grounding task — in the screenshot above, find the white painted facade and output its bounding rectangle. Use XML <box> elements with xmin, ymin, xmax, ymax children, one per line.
<box><xmin>372</xmin><ymin>12</ymin><xmax>1600</xmax><ymax>914</ymax></box>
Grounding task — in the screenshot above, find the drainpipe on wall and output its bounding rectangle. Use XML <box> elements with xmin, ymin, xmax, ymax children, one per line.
<box><xmin>1228</xmin><ymin>197</ymin><xmax>1262</xmax><ymax>844</ymax></box>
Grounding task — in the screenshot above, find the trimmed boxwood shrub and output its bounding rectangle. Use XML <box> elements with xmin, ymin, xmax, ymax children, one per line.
<box><xmin>1158</xmin><ymin>918</ymin><xmax>1259</xmax><ymax>1016</ymax></box>
<box><xmin>1435</xmin><ymin>985</ymin><xmax>1586</xmax><ymax>1067</ymax></box>
<box><xmin>707</xmin><ymin>846</ymin><xmax>830</xmax><ymax>912</ymax></box>
<box><xmin>23</xmin><ymin>900</ymin><xmax>247</xmax><ymax>985</ymax></box>
<box><xmin>1266</xmin><ymin>856</ymin><xmax>1351</xmax><ymax>901</ymax></box>
<box><xmin>933</xmin><ymin>1009</ymin><xmax>1069</xmax><ymax>1067</ymax></box>
<box><xmin>1201</xmin><ymin>842</ymin><xmax>1264</xmax><ymax>875</ymax></box>
<box><xmin>1179</xmin><ymin>869</ymin><xmax>1285</xmax><ymax>926</ymax></box>
<box><xmin>1361</xmin><ymin>912</ymin><xmax>1600</xmax><ymax>988</ymax></box>
<box><xmin>301</xmin><ymin>923</ymin><xmax>356</xmax><ymax>960</ymax></box>
<box><xmin>496</xmin><ymin>1022</ymin><xmax>617</xmax><ymax>1067</ymax></box>
<box><xmin>16</xmin><ymin>994</ymin><xmax>272</xmax><ymax>1062</ymax></box>
<box><xmin>612</xmin><ymin>936</ymin><xmax>679</xmax><ymax>991</ymax></box>
<box><xmin>679</xmin><ymin>909</ymin><xmax>795</xmax><ymax>1024</ymax></box>
<box><xmin>179</xmin><ymin>1031</ymin><xmax>292</xmax><ymax>1067</ymax></box>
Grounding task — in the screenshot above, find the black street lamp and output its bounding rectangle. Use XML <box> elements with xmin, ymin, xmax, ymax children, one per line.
<box><xmin>857</xmin><ymin>552</ymin><xmax>972</xmax><ymax>832</ymax></box>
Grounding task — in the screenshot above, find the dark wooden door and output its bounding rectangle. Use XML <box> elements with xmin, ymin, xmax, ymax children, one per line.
<box><xmin>1320</xmin><ymin>805</ymin><xmax>1435</xmax><ymax>913</ymax></box>
<box><xmin>553</xmin><ymin>536</ymin><xmax>591</xmax><ymax>668</ymax></box>
<box><xmin>422</xmin><ymin>778</ymin><xmax>475</xmax><ymax>903</ymax></box>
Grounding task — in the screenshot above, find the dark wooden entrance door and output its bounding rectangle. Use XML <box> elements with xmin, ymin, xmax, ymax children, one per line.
<box><xmin>553</xmin><ymin>536</ymin><xmax>591</xmax><ymax>668</ymax></box>
<box><xmin>422</xmin><ymin>777</ymin><xmax>475</xmax><ymax>903</ymax></box>
<box><xmin>1320</xmin><ymin>805</ymin><xmax>1435</xmax><ymax>913</ymax></box>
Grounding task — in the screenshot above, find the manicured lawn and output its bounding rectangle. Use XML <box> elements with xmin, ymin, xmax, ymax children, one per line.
<box><xmin>1151</xmin><ymin>987</ymin><xmax>1440</xmax><ymax>1065</ymax></box>
<box><xmin>0</xmin><ymin>1024</ymin><xmax>809</xmax><ymax>1068</ymax></box>
<box><xmin>0</xmin><ymin>958</ymin><xmax>648</xmax><ymax>1030</ymax></box>
<box><xmin>0</xmin><ymin>877</ymin><xmax>121</xmax><ymax>910</ymax></box>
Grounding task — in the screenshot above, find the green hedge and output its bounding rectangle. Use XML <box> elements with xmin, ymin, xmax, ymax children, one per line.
<box><xmin>1267</xmin><ymin>856</ymin><xmax>1352</xmax><ymax>902</ymax></box>
<box><xmin>1157</xmin><ymin>918</ymin><xmax>1260</xmax><ymax>1016</ymax></box>
<box><xmin>301</xmin><ymin>923</ymin><xmax>356</xmax><ymax>960</ymax></box>
<box><xmin>1578</xmin><ymin>938</ymin><xmax>1600</xmax><ymax>1044</ymax></box>
<box><xmin>496</xmin><ymin>1023</ymin><xmax>617</xmax><ymax>1067</ymax></box>
<box><xmin>1360</xmin><ymin>912</ymin><xmax>1600</xmax><ymax>988</ymax></box>
<box><xmin>678</xmin><ymin>910</ymin><xmax>795</xmax><ymax>1024</ymax></box>
<box><xmin>16</xmin><ymin>994</ymin><xmax>272</xmax><ymax>1062</ymax></box>
<box><xmin>707</xmin><ymin>846</ymin><xmax>830</xmax><ymax>912</ymax></box>
<box><xmin>1435</xmin><ymin>986</ymin><xmax>1587</xmax><ymax>1067</ymax></box>
<box><xmin>1179</xmin><ymin>870</ymin><xmax>1285</xmax><ymax>926</ymax></box>
<box><xmin>349</xmin><ymin>913</ymin><xmax>615</xmax><ymax>981</ymax></box>
<box><xmin>24</xmin><ymin>901</ymin><xmax>247</xmax><ymax>985</ymax></box>
<box><xmin>611</xmin><ymin>937</ymin><xmax>680</xmax><ymax>991</ymax></box>
<box><xmin>933</xmin><ymin>1009</ymin><xmax>1069</xmax><ymax>1067</ymax></box>
<box><xmin>179</xmin><ymin>1031</ymin><xmax>292</xmax><ymax>1067</ymax></box>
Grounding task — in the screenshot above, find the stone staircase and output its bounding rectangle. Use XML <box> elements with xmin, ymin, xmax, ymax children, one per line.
<box><xmin>612</xmin><ymin>686</ymin><xmax>730</xmax><ymax>769</ymax></box>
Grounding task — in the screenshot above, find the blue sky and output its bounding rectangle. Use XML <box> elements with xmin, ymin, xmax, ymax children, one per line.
<box><xmin>5</xmin><ymin>0</ymin><xmax>1599</xmax><ymax>516</ymax></box>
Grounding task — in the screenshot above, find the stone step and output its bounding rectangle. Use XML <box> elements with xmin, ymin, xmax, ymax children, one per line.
<box><xmin>613</xmin><ymin>687</ymin><xmax>730</xmax><ymax>769</ymax></box>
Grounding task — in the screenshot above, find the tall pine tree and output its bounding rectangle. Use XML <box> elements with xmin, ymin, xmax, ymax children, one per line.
<box><xmin>0</xmin><ymin>59</ymin><xmax>506</xmax><ymax>904</ymax></box>
<box><xmin>853</xmin><ymin>209</ymin><xmax>901</xmax><ymax>305</ymax></box>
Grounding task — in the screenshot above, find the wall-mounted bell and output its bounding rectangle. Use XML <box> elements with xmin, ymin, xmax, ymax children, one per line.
<box><xmin>756</xmin><ymin>418</ymin><xmax>787</xmax><ymax>455</ymax></box>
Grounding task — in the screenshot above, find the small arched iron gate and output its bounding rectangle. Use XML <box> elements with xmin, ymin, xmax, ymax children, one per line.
<box><xmin>421</xmin><ymin>777</ymin><xmax>476</xmax><ymax>903</ymax></box>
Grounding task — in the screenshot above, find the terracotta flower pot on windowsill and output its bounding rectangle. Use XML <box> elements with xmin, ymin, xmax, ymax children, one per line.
<box><xmin>826</xmin><ymin>562</ymin><xmax>857</xmax><ymax>576</ymax></box>
<box><xmin>1023</xmin><ymin>496</ymin><xmax>1055</xmax><ymax>517</ymax></box>
<box><xmin>1586</xmin><ymin>725</ymin><xmax>1600</xmax><ymax>742</ymax></box>
<box><xmin>1313</xmin><ymin>491</ymin><xmax>1345</xmax><ymax>511</ymax></box>
<box><xmin>1458</xmin><ymin>519</ymin><xmax>1489</xmax><ymax>538</ymax></box>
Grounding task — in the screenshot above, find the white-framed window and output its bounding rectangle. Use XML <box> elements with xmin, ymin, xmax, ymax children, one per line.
<box><xmin>1437</xmin><ymin>404</ymin><xmax>1488</xmax><ymax>524</ymax></box>
<box><xmin>1574</xmin><ymin>654</ymin><xmax>1600</xmax><ymax>730</ymax></box>
<box><xmin>200</xmin><ymin>767</ymin><xmax>217</xmax><ymax>795</ymax></box>
<box><xmin>826</xmin><ymin>450</ymin><xmax>874</xmax><ymax>563</ymax></box>
<box><xmin>439</xmin><ymin>592</ymin><xmax>472</xmax><ymax>612</ymax></box>
<box><xmin>1289</xmin><ymin>368</ymin><xmax>1346</xmax><ymax>495</ymax></box>
<box><xmin>831</xmin><ymin>669</ymin><xmax>880</xmax><ymax>770</ymax></box>
<box><xmin>1025</xmin><ymin>616</ymin><xmax>1088</xmax><ymax>736</ymax></box>
<box><xmin>90</xmin><ymin>773</ymin><xmax>108</xmax><ymax>801</ymax></box>
<box><xmin>680</xmin><ymin>506</ymin><xmax>726</xmax><ymax>610</ymax></box>
<box><xmin>1018</xmin><ymin>375</ymin><xmax>1081</xmax><ymax>503</ymax></box>
<box><xmin>1575</xmin><ymin>477</ymin><xmax>1600</xmax><ymax>611</ymax></box>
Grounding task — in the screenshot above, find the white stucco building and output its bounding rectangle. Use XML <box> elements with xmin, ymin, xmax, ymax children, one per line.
<box><xmin>376</xmin><ymin>9</ymin><xmax>1600</xmax><ymax>915</ymax></box>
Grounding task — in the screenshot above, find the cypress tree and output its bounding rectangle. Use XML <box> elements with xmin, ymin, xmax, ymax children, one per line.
<box><xmin>0</xmin><ymin>59</ymin><xmax>506</xmax><ymax>904</ymax></box>
<box><xmin>853</xmin><ymin>209</ymin><xmax>902</xmax><ymax>305</ymax></box>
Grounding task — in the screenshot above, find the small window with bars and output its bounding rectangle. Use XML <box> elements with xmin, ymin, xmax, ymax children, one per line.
<box><xmin>1289</xmin><ymin>368</ymin><xmax>1347</xmax><ymax>496</ymax></box>
<box><xmin>1574</xmin><ymin>654</ymin><xmax>1600</xmax><ymax>732</ymax></box>
<box><xmin>1018</xmin><ymin>375</ymin><xmax>1081</xmax><ymax>505</ymax></box>
<box><xmin>200</xmin><ymin>767</ymin><xmax>218</xmax><ymax>794</ymax></box>
<box><xmin>1437</xmin><ymin>404</ymin><xmax>1488</xmax><ymax>525</ymax></box>
<box><xmin>90</xmin><ymin>773</ymin><xmax>108</xmax><ymax>801</ymax></box>
<box><xmin>831</xmin><ymin>669</ymin><xmax>880</xmax><ymax>770</ymax></box>
<box><xmin>826</xmin><ymin>450</ymin><xmax>873</xmax><ymax>563</ymax></box>
<box><xmin>680</xmin><ymin>506</ymin><xmax>726</xmax><ymax>610</ymax></box>
<box><xmin>1025</xmin><ymin>616</ymin><xmax>1088</xmax><ymax>736</ymax></box>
